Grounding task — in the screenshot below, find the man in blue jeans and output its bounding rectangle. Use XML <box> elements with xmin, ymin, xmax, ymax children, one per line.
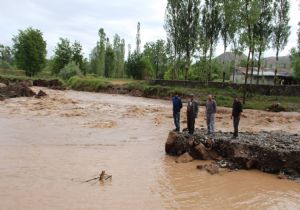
<box><xmin>172</xmin><ymin>94</ymin><xmax>183</xmax><ymax>132</ymax></box>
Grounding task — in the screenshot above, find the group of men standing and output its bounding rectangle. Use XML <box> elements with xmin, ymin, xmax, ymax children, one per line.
<box><xmin>172</xmin><ymin>94</ymin><xmax>243</xmax><ymax>138</ymax></box>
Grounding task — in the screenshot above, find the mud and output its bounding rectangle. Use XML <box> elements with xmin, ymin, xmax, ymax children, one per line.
<box><xmin>0</xmin><ymin>88</ymin><xmax>300</xmax><ymax>210</ymax></box>
<box><xmin>33</xmin><ymin>79</ymin><xmax>65</xmax><ymax>90</ymax></box>
<box><xmin>0</xmin><ymin>82</ymin><xmax>36</xmax><ymax>100</ymax></box>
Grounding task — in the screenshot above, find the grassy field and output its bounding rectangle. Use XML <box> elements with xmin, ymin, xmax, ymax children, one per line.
<box><xmin>1</xmin><ymin>69</ymin><xmax>300</xmax><ymax>112</ymax></box>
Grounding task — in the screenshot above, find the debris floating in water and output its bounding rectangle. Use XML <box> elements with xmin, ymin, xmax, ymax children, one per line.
<box><xmin>84</xmin><ymin>170</ymin><xmax>112</xmax><ymax>183</ymax></box>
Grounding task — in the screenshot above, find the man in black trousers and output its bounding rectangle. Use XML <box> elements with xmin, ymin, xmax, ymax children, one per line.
<box><xmin>231</xmin><ymin>96</ymin><xmax>243</xmax><ymax>138</ymax></box>
<box><xmin>187</xmin><ymin>94</ymin><xmax>199</xmax><ymax>135</ymax></box>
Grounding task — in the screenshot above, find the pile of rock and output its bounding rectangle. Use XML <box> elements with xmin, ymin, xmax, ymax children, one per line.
<box><xmin>165</xmin><ymin>129</ymin><xmax>300</xmax><ymax>179</ymax></box>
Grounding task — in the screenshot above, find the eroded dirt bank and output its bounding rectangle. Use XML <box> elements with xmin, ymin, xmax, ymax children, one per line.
<box><xmin>166</xmin><ymin>129</ymin><xmax>300</xmax><ymax>178</ymax></box>
<box><xmin>0</xmin><ymin>88</ymin><xmax>300</xmax><ymax>210</ymax></box>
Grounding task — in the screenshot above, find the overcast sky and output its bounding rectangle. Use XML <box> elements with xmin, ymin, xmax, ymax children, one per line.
<box><xmin>0</xmin><ymin>0</ymin><xmax>299</xmax><ymax>59</ymax></box>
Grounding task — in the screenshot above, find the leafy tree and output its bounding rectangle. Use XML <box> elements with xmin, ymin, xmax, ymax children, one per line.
<box><xmin>272</xmin><ymin>0</ymin><xmax>291</xmax><ymax>84</ymax></box>
<box><xmin>12</xmin><ymin>27</ymin><xmax>47</xmax><ymax>76</ymax></box>
<box><xmin>72</xmin><ymin>41</ymin><xmax>85</xmax><ymax>74</ymax></box>
<box><xmin>179</xmin><ymin>0</ymin><xmax>201</xmax><ymax>80</ymax></box>
<box><xmin>136</xmin><ymin>22</ymin><xmax>141</xmax><ymax>54</ymax></box>
<box><xmin>126</xmin><ymin>52</ymin><xmax>153</xmax><ymax>80</ymax></box>
<box><xmin>254</xmin><ymin>0</ymin><xmax>273</xmax><ymax>84</ymax></box>
<box><xmin>90</xmin><ymin>28</ymin><xmax>106</xmax><ymax>76</ymax></box>
<box><xmin>165</xmin><ymin>0</ymin><xmax>183</xmax><ymax>79</ymax></box>
<box><xmin>0</xmin><ymin>44</ymin><xmax>13</xmax><ymax>69</ymax></box>
<box><xmin>298</xmin><ymin>22</ymin><xmax>300</xmax><ymax>52</ymax></box>
<box><xmin>143</xmin><ymin>40</ymin><xmax>168</xmax><ymax>79</ymax></box>
<box><xmin>104</xmin><ymin>40</ymin><xmax>115</xmax><ymax>78</ymax></box>
<box><xmin>51</xmin><ymin>38</ymin><xmax>72</xmax><ymax>75</ymax></box>
<box><xmin>220</xmin><ymin>0</ymin><xmax>241</xmax><ymax>83</ymax></box>
<box><xmin>290</xmin><ymin>11</ymin><xmax>300</xmax><ymax>82</ymax></box>
<box><xmin>240</xmin><ymin>0</ymin><xmax>260</xmax><ymax>104</ymax></box>
<box><xmin>203</xmin><ymin>0</ymin><xmax>222</xmax><ymax>81</ymax></box>
<box><xmin>113</xmin><ymin>34</ymin><xmax>126</xmax><ymax>78</ymax></box>
<box><xmin>51</xmin><ymin>39</ymin><xmax>85</xmax><ymax>75</ymax></box>
<box><xmin>89</xmin><ymin>47</ymin><xmax>99</xmax><ymax>74</ymax></box>
<box><xmin>97</xmin><ymin>28</ymin><xmax>106</xmax><ymax>76</ymax></box>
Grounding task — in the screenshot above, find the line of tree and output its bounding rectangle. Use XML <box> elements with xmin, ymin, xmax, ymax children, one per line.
<box><xmin>1</xmin><ymin>0</ymin><xmax>295</xmax><ymax>89</ymax></box>
<box><xmin>164</xmin><ymin>0</ymin><xmax>291</xmax><ymax>103</ymax></box>
<box><xmin>164</xmin><ymin>0</ymin><xmax>290</xmax><ymax>83</ymax></box>
<box><xmin>89</xmin><ymin>28</ymin><xmax>126</xmax><ymax>78</ymax></box>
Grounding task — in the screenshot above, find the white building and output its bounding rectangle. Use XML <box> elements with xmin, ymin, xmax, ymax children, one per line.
<box><xmin>231</xmin><ymin>67</ymin><xmax>295</xmax><ymax>85</ymax></box>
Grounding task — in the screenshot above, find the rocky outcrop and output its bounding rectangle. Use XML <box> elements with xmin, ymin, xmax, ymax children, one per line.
<box><xmin>165</xmin><ymin>129</ymin><xmax>300</xmax><ymax>179</ymax></box>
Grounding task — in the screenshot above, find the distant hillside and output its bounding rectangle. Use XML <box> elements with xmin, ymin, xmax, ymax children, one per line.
<box><xmin>215</xmin><ymin>52</ymin><xmax>291</xmax><ymax>70</ymax></box>
<box><xmin>214</xmin><ymin>52</ymin><xmax>247</xmax><ymax>63</ymax></box>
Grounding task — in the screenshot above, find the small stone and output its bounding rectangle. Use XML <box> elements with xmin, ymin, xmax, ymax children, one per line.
<box><xmin>246</xmin><ymin>159</ymin><xmax>254</xmax><ymax>169</ymax></box>
<box><xmin>278</xmin><ymin>172</ymin><xmax>287</xmax><ymax>179</ymax></box>
<box><xmin>205</xmin><ymin>164</ymin><xmax>219</xmax><ymax>175</ymax></box>
<box><xmin>196</xmin><ymin>165</ymin><xmax>204</xmax><ymax>170</ymax></box>
<box><xmin>35</xmin><ymin>90</ymin><xmax>47</xmax><ymax>98</ymax></box>
<box><xmin>0</xmin><ymin>83</ymin><xmax>7</xmax><ymax>88</ymax></box>
<box><xmin>175</xmin><ymin>152</ymin><xmax>194</xmax><ymax>163</ymax></box>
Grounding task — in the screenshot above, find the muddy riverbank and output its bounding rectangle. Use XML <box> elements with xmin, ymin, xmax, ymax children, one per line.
<box><xmin>0</xmin><ymin>88</ymin><xmax>300</xmax><ymax>209</ymax></box>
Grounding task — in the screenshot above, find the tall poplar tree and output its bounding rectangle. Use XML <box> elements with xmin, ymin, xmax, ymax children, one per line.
<box><xmin>165</xmin><ymin>0</ymin><xmax>183</xmax><ymax>79</ymax></box>
<box><xmin>136</xmin><ymin>22</ymin><xmax>141</xmax><ymax>54</ymax></box>
<box><xmin>204</xmin><ymin>0</ymin><xmax>221</xmax><ymax>81</ymax></box>
<box><xmin>220</xmin><ymin>0</ymin><xmax>241</xmax><ymax>83</ymax></box>
<box><xmin>254</xmin><ymin>0</ymin><xmax>273</xmax><ymax>84</ymax></box>
<box><xmin>272</xmin><ymin>0</ymin><xmax>291</xmax><ymax>84</ymax></box>
<box><xmin>180</xmin><ymin>0</ymin><xmax>201</xmax><ymax>80</ymax></box>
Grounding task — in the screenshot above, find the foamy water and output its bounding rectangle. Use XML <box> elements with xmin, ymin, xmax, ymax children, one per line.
<box><xmin>0</xmin><ymin>88</ymin><xmax>299</xmax><ymax>210</ymax></box>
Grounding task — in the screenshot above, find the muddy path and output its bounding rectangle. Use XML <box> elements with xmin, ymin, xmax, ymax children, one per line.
<box><xmin>0</xmin><ymin>88</ymin><xmax>300</xmax><ymax>210</ymax></box>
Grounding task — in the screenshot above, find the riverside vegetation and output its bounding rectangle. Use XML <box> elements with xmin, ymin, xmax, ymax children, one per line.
<box><xmin>1</xmin><ymin>68</ymin><xmax>300</xmax><ymax>112</ymax></box>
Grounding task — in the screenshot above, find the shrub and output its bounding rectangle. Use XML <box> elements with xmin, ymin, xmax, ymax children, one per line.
<box><xmin>0</xmin><ymin>61</ymin><xmax>12</xmax><ymax>70</ymax></box>
<box><xmin>58</xmin><ymin>62</ymin><xmax>82</xmax><ymax>80</ymax></box>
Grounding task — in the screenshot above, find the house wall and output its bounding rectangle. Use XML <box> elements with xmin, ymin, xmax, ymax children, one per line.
<box><xmin>230</xmin><ymin>74</ymin><xmax>274</xmax><ymax>85</ymax></box>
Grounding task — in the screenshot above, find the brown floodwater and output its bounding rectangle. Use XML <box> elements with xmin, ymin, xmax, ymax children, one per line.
<box><xmin>0</xmin><ymin>88</ymin><xmax>300</xmax><ymax>210</ymax></box>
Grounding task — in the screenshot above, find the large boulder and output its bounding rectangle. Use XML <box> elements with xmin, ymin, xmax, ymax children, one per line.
<box><xmin>194</xmin><ymin>143</ymin><xmax>220</xmax><ymax>160</ymax></box>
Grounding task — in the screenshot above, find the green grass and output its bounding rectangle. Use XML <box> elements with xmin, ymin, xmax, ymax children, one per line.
<box><xmin>67</xmin><ymin>76</ymin><xmax>112</xmax><ymax>92</ymax></box>
<box><xmin>0</xmin><ymin>68</ymin><xmax>59</xmax><ymax>80</ymax></box>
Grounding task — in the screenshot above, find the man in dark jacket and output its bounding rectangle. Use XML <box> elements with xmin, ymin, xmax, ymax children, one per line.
<box><xmin>187</xmin><ymin>94</ymin><xmax>199</xmax><ymax>135</ymax></box>
<box><xmin>172</xmin><ymin>94</ymin><xmax>183</xmax><ymax>132</ymax></box>
<box><xmin>206</xmin><ymin>94</ymin><xmax>217</xmax><ymax>136</ymax></box>
<box><xmin>231</xmin><ymin>96</ymin><xmax>243</xmax><ymax>138</ymax></box>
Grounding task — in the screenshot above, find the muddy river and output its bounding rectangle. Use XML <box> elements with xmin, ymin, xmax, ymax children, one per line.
<box><xmin>0</xmin><ymin>88</ymin><xmax>300</xmax><ymax>210</ymax></box>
